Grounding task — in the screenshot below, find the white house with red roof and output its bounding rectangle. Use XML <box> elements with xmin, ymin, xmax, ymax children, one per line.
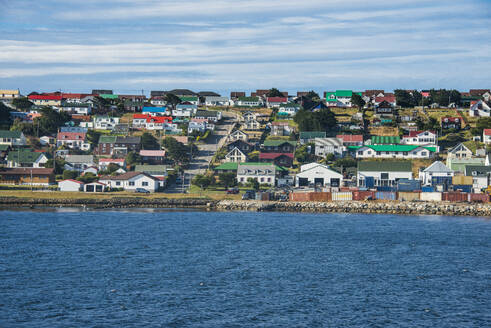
<box><xmin>56</xmin><ymin>131</ymin><xmax>90</xmax><ymax>151</ymax></box>
<box><xmin>374</xmin><ymin>95</ymin><xmax>396</xmax><ymax>107</ymax></box>
<box><xmin>401</xmin><ymin>130</ymin><xmax>437</xmax><ymax>147</ymax></box>
<box><xmin>28</xmin><ymin>94</ymin><xmax>63</xmax><ymax>107</ymax></box>
<box><xmin>336</xmin><ymin>134</ymin><xmax>363</xmax><ymax>146</ymax></box>
<box><xmin>483</xmin><ymin>129</ymin><xmax>491</xmax><ymax>144</ymax></box>
<box><xmin>266</xmin><ymin>97</ymin><xmax>288</xmax><ymax>108</ymax></box>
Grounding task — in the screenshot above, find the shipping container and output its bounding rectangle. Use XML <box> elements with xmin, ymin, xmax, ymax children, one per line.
<box><xmin>376</xmin><ymin>186</ymin><xmax>397</xmax><ymax>192</ymax></box>
<box><xmin>452</xmin><ymin>176</ymin><xmax>473</xmax><ymax>185</ymax></box>
<box><xmin>290</xmin><ymin>192</ymin><xmax>310</xmax><ymax>202</ymax></box>
<box><xmin>442</xmin><ymin>192</ymin><xmax>468</xmax><ymax>202</ymax></box>
<box><xmin>255</xmin><ymin>192</ymin><xmax>270</xmax><ymax>201</ymax></box>
<box><xmin>397</xmin><ymin>192</ymin><xmax>420</xmax><ymax>201</ymax></box>
<box><xmin>431</xmin><ymin>176</ymin><xmax>452</xmax><ymax>187</ymax></box>
<box><xmin>452</xmin><ymin>185</ymin><xmax>473</xmax><ymax>193</ymax></box>
<box><xmin>352</xmin><ymin>191</ymin><xmax>375</xmax><ymax>201</ymax></box>
<box><xmin>467</xmin><ymin>193</ymin><xmax>489</xmax><ymax>203</ymax></box>
<box><xmin>365</xmin><ymin>177</ymin><xmax>375</xmax><ymax>189</ymax></box>
<box><xmin>310</xmin><ymin>192</ymin><xmax>331</xmax><ymax>202</ymax></box>
<box><xmin>421</xmin><ymin>186</ymin><xmax>434</xmax><ymax>192</ymax></box>
<box><xmin>375</xmin><ymin>191</ymin><xmax>397</xmax><ymax>201</ymax></box>
<box><xmin>420</xmin><ymin>192</ymin><xmax>442</xmax><ymax>202</ymax></box>
<box><xmin>331</xmin><ymin>192</ymin><xmax>353</xmax><ymax>201</ymax></box>
<box><xmin>397</xmin><ymin>179</ymin><xmax>421</xmax><ymax>192</ymax></box>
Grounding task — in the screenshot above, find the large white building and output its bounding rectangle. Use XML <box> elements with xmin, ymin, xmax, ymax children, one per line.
<box><xmin>295</xmin><ymin>163</ymin><xmax>343</xmax><ymax>187</ymax></box>
<box><xmin>418</xmin><ymin>161</ymin><xmax>454</xmax><ymax>186</ymax></box>
<box><xmin>357</xmin><ymin>161</ymin><xmax>413</xmax><ymax>188</ymax></box>
<box><xmin>354</xmin><ymin>145</ymin><xmax>435</xmax><ymax>159</ymax></box>
<box><xmin>314</xmin><ymin>138</ymin><xmax>345</xmax><ymax>157</ymax></box>
<box><xmin>237</xmin><ymin>163</ymin><xmax>277</xmax><ymax>186</ymax></box>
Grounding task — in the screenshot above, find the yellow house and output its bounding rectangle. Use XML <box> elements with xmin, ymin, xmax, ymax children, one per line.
<box><xmin>0</xmin><ymin>89</ymin><xmax>20</xmax><ymax>102</ymax></box>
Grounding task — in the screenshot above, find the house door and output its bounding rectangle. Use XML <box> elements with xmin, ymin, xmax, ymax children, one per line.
<box><xmin>330</xmin><ymin>178</ymin><xmax>340</xmax><ymax>187</ymax></box>
<box><xmin>96</xmin><ymin>185</ymin><xmax>103</xmax><ymax>192</ymax></box>
<box><xmin>314</xmin><ymin>178</ymin><xmax>324</xmax><ymax>186</ymax></box>
<box><xmin>86</xmin><ymin>185</ymin><xmax>94</xmax><ymax>192</ymax></box>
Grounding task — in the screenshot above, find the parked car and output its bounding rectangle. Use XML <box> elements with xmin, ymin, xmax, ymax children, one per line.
<box><xmin>226</xmin><ymin>187</ymin><xmax>239</xmax><ymax>194</ymax></box>
<box><xmin>135</xmin><ymin>188</ymin><xmax>150</xmax><ymax>194</ymax></box>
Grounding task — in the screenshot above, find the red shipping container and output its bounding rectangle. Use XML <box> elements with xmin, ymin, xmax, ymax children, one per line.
<box><xmin>352</xmin><ymin>191</ymin><xmax>375</xmax><ymax>201</ymax></box>
<box><xmin>467</xmin><ymin>193</ymin><xmax>490</xmax><ymax>203</ymax></box>
<box><xmin>442</xmin><ymin>192</ymin><xmax>468</xmax><ymax>202</ymax></box>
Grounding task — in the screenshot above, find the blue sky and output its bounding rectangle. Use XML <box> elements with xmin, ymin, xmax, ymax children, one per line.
<box><xmin>0</xmin><ymin>0</ymin><xmax>490</xmax><ymax>96</ymax></box>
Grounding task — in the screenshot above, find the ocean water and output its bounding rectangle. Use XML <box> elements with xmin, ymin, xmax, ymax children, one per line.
<box><xmin>0</xmin><ymin>209</ymin><xmax>490</xmax><ymax>327</ymax></box>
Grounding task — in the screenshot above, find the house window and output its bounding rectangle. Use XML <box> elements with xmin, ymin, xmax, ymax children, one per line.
<box><xmin>129</xmin><ymin>181</ymin><xmax>135</xmax><ymax>186</ymax></box>
<box><xmin>381</xmin><ymin>173</ymin><xmax>389</xmax><ymax>180</ymax></box>
<box><xmin>142</xmin><ymin>181</ymin><xmax>149</xmax><ymax>186</ymax></box>
<box><xmin>116</xmin><ymin>181</ymin><xmax>121</xmax><ymax>186</ymax></box>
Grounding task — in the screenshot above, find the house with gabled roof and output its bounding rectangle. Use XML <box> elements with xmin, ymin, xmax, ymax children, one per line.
<box><xmin>139</xmin><ymin>150</ymin><xmax>166</xmax><ymax>165</ymax></box>
<box><xmin>0</xmin><ymin>167</ymin><xmax>55</xmax><ymax>185</ymax></box>
<box><xmin>277</xmin><ymin>103</ymin><xmax>300</xmax><ymax>117</ymax></box>
<box><xmin>65</xmin><ymin>155</ymin><xmax>95</xmax><ymax>172</ymax></box>
<box><xmin>236</xmin><ymin>96</ymin><xmax>263</xmax><ymax>107</ymax></box>
<box><xmin>205</xmin><ymin>96</ymin><xmax>230</xmax><ymax>106</ymax></box>
<box><xmin>259</xmin><ymin>152</ymin><xmax>294</xmax><ymax>167</ymax></box>
<box><xmin>227</xmin><ymin>130</ymin><xmax>249</xmax><ymax>142</ymax></box>
<box><xmin>266</xmin><ymin>97</ymin><xmax>288</xmax><ymax>108</ymax></box>
<box><xmin>7</xmin><ymin>150</ymin><xmax>48</xmax><ymax>168</ymax></box>
<box><xmin>96</xmin><ymin>135</ymin><xmax>141</xmax><ymax>156</ymax></box>
<box><xmin>336</xmin><ymin>134</ymin><xmax>363</xmax><ymax>146</ymax></box>
<box><xmin>195</xmin><ymin>110</ymin><xmax>222</xmax><ymax>122</ymax></box>
<box><xmin>0</xmin><ymin>130</ymin><xmax>27</xmax><ymax>146</ymax></box>
<box><xmin>314</xmin><ymin>138</ymin><xmax>344</xmax><ymax>157</ymax></box>
<box><xmin>325</xmin><ymin>90</ymin><xmax>362</xmax><ymax>107</ymax></box>
<box><xmin>357</xmin><ymin>161</ymin><xmax>413</xmax><ymax>188</ymax></box>
<box><xmin>262</xmin><ymin>140</ymin><xmax>296</xmax><ymax>153</ymax></box>
<box><xmin>441</xmin><ymin>117</ymin><xmax>461</xmax><ymax>130</ymax></box>
<box><xmin>401</xmin><ymin>130</ymin><xmax>437</xmax><ymax>147</ymax></box>
<box><xmin>295</xmin><ymin>163</ymin><xmax>343</xmax><ymax>187</ymax></box>
<box><xmin>237</xmin><ymin>163</ymin><xmax>278</xmax><ymax>186</ymax></box>
<box><xmin>464</xmin><ymin>165</ymin><xmax>491</xmax><ymax>192</ymax></box>
<box><xmin>225</xmin><ymin>147</ymin><xmax>248</xmax><ymax>163</ymax></box>
<box><xmin>418</xmin><ymin>161</ymin><xmax>454</xmax><ymax>186</ymax></box>
<box><xmin>469</xmin><ymin>100</ymin><xmax>491</xmax><ymax>117</ymax></box>
<box><xmin>0</xmin><ymin>89</ymin><xmax>20</xmax><ymax>104</ymax></box>
<box><xmin>447</xmin><ymin>143</ymin><xmax>473</xmax><ymax>160</ymax></box>
<box><xmin>99</xmin><ymin>171</ymin><xmax>159</xmax><ymax>192</ymax></box>
<box><xmin>226</xmin><ymin>139</ymin><xmax>254</xmax><ymax>153</ymax></box>
<box><xmin>56</xmin><ymin>131</ymin><xmax>90</xmax><ymax>151</ymax></box>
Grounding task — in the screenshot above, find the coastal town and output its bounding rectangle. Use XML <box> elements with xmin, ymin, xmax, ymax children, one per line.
<box><xmin>0</xmin><ymin>87</ymin><xmax>491</xmax><ymax>204</ymax></box>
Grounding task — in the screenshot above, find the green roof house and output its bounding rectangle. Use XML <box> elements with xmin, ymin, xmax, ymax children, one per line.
<box><xmin>355</xmin><ymin>145</ymin><xmax>435</xmax><ymax>159</ymax></box>
<box><xmin>7</xmin><ymin>150</ymin><xmax>48</xmax><ymax>168</ymax></box>
<box><xmin>325</xmin><ymin>90</ymin><xmax>362</xmax><ymax>107</ymax></box>
<box><xmin>0</xmin><ymin>130</ymin><xmax>27</xmax><ymax>146</ymax></box>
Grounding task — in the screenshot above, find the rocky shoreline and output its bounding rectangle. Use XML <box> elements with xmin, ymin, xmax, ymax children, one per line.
<box><xmin>0</xmin><ymin>197</ymin><xmax>215</xmax><ymax>209</ymax></box>
<box><xmin>216</xmin><ymin>200</ymin><xmax>491</xmax><ymax>217</ymax></box>
<box><xmin>1</xmin><ymin>197</ymin><xmax>491</xmax><ymax>217</ymax></box>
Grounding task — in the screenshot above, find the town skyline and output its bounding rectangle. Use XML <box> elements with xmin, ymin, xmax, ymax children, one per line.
<box><xmin>1</xmin><ymin>0</ymin><xmax>490</xmax><ymax>93</ymax></box>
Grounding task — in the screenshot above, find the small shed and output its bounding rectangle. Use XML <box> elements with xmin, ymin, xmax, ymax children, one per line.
<box><xmin>84</xmin><ymin>182</ymin><xmax>107</xmax><ymax>193</ymax></box>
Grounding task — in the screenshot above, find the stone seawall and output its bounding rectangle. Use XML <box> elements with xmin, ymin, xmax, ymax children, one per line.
<box><xmin>216</xmin><ymin>200</ymin><xmax>491</xmax><ymax>217</ymax></box>
<box><xmin>0</xmin><ymin>197</ymin><xmax>216</xmax><ymax>209</ymax></box>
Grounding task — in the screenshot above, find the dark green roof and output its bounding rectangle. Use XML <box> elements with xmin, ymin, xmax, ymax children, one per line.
<box><xmin>238</xmin><ymin>96</ymin><xmax>260</xmax><ymax>102</ymax></box>
<box><xmin>263</xmin><ymin>140</ymin><xmax>296</xmax><ymax>147</ymax></box>
<box><xmin>0</xmin><ymin>130</ymin><xmax>22</xmax><ymax>138</ymax></box>
<box><xmin>7</xmin><ymin>150</ymin><xmax>44</xmax><ymax>164</ymax></box>
<box><xmin>465</xmin><ymin>165</ymin><xmax>491</xmax><ymax>176</ymax></box>
<box><xmin>299</xmin><ymin>131</ymin><xmax>326</xmax><ymax>139</ymax></box>
<box><xmin>371</xmin><ymin>136</ymin><xmax>400</xmax><ymax>144</ymax></box>
<box><xmin>358</xmin><ymin>161</ymin><xmax>412</xmax><ymax>172</ymax></box>
<box><xmin>0</xmin><ymin>145</ymin><xmax>10</xmax><ymax>151</ymax></box>
<box><xmin>196</xmin><ymin>110</ymin><xmax>219</xmax><ymax>117</ymax></box>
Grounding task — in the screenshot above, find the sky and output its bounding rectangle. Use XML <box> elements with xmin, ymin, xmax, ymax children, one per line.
<box><xmin>0</xmin><ymin>0</ymin><xmax>490</xmax><ymax>96</ymax></box>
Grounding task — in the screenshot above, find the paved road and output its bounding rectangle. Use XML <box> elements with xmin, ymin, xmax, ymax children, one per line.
<box><xmin>165</xmin><ymin>111</ymin><xmax>237</xmax><ymax>193</ymax></box>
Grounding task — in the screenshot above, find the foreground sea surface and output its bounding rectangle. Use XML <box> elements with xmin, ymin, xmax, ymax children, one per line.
<box><xmin>0</xmin><ymin>209</ymin><xmax>490</xmax><ymax>327</ymax></box>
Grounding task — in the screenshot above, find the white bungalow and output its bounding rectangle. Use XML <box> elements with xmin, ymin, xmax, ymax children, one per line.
<box><xmin>295</xmin><ymin>163</ymin><xmax>343</xmax><ymax>187</ymax></box>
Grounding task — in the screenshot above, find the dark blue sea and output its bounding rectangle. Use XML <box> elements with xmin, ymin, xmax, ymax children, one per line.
<box><xmin>0</xmin><ymin>209</ymin><xmax>490</xmax><ymax>327</ymax></box>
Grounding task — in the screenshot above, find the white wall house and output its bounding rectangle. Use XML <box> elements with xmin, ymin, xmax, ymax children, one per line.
<box><xmin>225</xmin><ymin>147</ymin><xmax>247</xmax><ymax>163</ymax></box>
<box><xmin>355</xmin><ymin>145</ymin><xmax>435</xmax><ymax>159</ymax></box>
<box><xmin>205</xmin><ymin>96</ymin><xmax>230</xmax><ymax>106</ymax></box>
<box><xmin>64</xmin><ymin>155</ymin><xmax>95</xmax><ymax>172</ymax></box>
<box><xmin>236</xmin><ymin>97</ymin><xmax>263</xmax><ymax>107</ymax></box>
<box><xmin>401</xmin><ymin>130</ymin><xmax>437</xmax><ymax>146</ymax></box>
<box><xmin>94</xmin><ymin>116</ymin><xmax>120</xmax><ymax>130</ymax></box>
<box><xmin>58</xmin><ymin>179</ymin><xmax>84</xmax><ymax>192</ymax></box>
<box><xmin>447</xmin><ymin>143</ymin><xmax>473</xmax><ymax>160</ymax></box>
<box><xmin>357</xmin><ymin>161</ymin><xmax>413</xmax><ymax>188</ymax></box>
<box><xmin>418</xmin><ymin>161</ymin><xmax>454</xmax><ymax>186</ymax></box>
<box><xmin>99</xmin><ymin>172</ymin><xmax>159</xmax><ymax>192</ymax></box>
<box><xmin>60</xmin><ymin>103</ymin><xmax>92</xmax><ymax>115</ymax></box>
<box><xmin>295</xmin><ymin>163</ymin><xmax>343</xmax><ymax>187</ymax></box>
<box><xmin>469</xmin><ymin>100</ymin><xmax>491</xmax><ymax>117</ymax></box>
<box><xmin>277</xmin><ymin>104</ymin><xmax>300</xmax><ymax>117</ymax></box>
<box><xmin>314</xmin><ymin>138</ymin><xmax>345</xmax><ymax>157</ymax></box>
<box><xmin>228</xmin><ymin>130</ymin><xmax>249</xmax><ymax>142</ymax></box>
<box><xmin>237</xmin><ymin>164</ymin><xmax>277</xmax><ymax>186</ymax></box>
<box><xmin>172</xmin><ymin>108</ymin><xmax>193</xmax><ymax>118</ymax></box>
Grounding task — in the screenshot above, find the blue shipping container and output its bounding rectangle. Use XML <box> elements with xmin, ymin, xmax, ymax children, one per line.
<box><xmin>422</xmin><ymin>186</ymin><xmax>435</xmax><ymax>192</ymax></box>
<box><xmin>375</xmin><ymin>191</ymin><xmax>397</xmax><ymax>200</ymax></box>
<box><xmin>397</xmin><ymin>179</ymin><xmax>421</xmax><ymax>192</ymax></box>
<box><xmin>431</xmin><ymin>176</ymin><xmax>452</xmax><ymax>186</ymax></box>
<box><xmin>452</xmin><ymin>185</ymin><xmax>472</xmax><ymax>193</ymax></box>
<box><xmin>365</xmin><ymin>177</ymin><xmax>375</xmax><ymax>189</ymax></box>
<box><xmin>376</xmin><ymin>186</ymin><xmax>396</xmax><ymax>192</ymax></box>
